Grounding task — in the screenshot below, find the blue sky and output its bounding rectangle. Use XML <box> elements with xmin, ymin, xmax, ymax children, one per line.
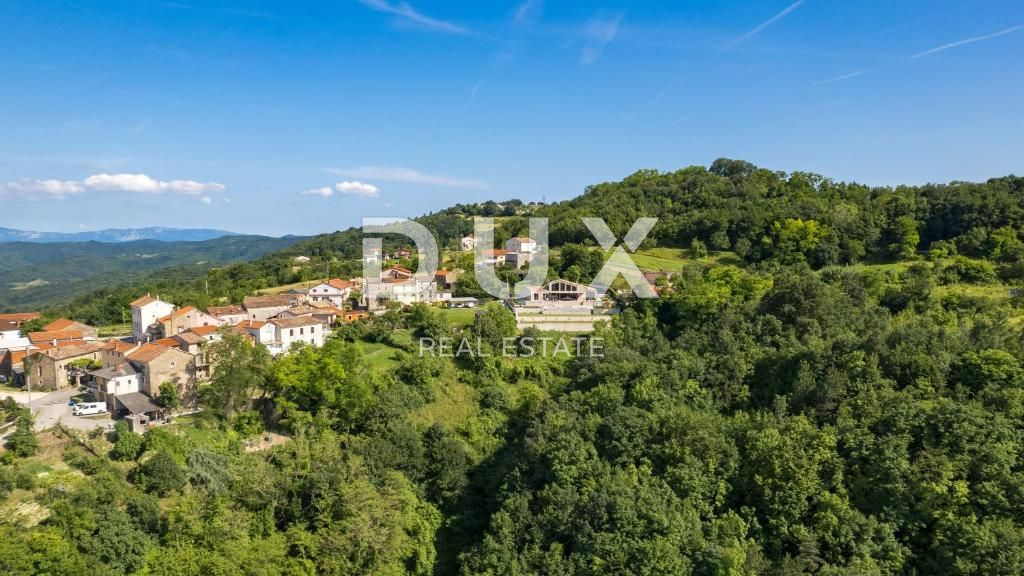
<box><xmin>1</xmin><ymin>0</ymin><xmax>1022</xmax><ymax>236</ymax></box>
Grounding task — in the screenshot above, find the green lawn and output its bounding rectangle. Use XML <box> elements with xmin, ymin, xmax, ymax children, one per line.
<box><xmin>442</xmin><ymin>307</ymin><xmax>477</xmax><ymax>327</ymax></box>
<box><xmin>359</xmin><ymin>341</ymin><xmax>404</xmax><ymax>372</ymax></box>
<box><xmin>409</xmin><ymin>370</ymin><xmax>478</xmax><ymax>430</ymax></box>
<box><xmin>629</xmin><ymin>248</ymin><xmax>742</xmax><ymax>272</ymax></box>
<box><xmin>97</xmin><ymin>323</ymin><xmax>131</xmax><ymax>338</ymax></box>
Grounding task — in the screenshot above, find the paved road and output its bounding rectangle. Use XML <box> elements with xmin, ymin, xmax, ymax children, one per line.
<box><xmin>2</xmin><ymin>388</ymin><xmax>113</xmax><ymax>432</ymax></box>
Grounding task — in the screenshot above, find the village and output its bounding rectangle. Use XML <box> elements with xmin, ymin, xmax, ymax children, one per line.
<box><xmin>0</xmin><ymin>234</ymin><xmax>629</xmax><ymax>436</ymax></box>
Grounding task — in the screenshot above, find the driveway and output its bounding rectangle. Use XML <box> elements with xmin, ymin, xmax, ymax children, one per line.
<box><xmin>3</xmin><ymin>387</ymin><xmax>113</xmax><ymax>432</ymax></box>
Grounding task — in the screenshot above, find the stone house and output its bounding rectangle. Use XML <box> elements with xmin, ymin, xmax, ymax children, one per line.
<box><xmin>24</xmin><ymin>342</ymin><xmax>104</xmax><ymax>391</ymax></box>
<box><xmin>243</xmin><ymin>294</ymin><xmax>302</xmax><ymax>321</ymax></box>
<box><xmin>126</xmin><ymin>344</ymin><xmax>198</xmax><ymax>403</ymax></box>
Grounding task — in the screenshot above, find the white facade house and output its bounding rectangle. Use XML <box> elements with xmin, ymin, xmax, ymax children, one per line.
<box><xmin>268</xmin><ymin>317</ymin><xmax>327</xmax><ymax>355</ymax></box>
<box><xmin>90</xmin><ymin>364</ymin><xmax>142</xmax><ymax>409</ymax></box>
<box><xmin>131</xmin><ymin>295</ymin><xmax>176</xmax><ymax>343</ymax></box>
<box><xmin>364</xmin><ymin>273</ymin><xmax>439</xmax><ymax>309</ymax></box>
<box><xmin>506</xmin><ymin>236</ymin><xmax>537</xmax><ymax>254</ymax></box>
<box><xmin>0</xmin><ymin>328</ymin><xmax>30</xmax><ymax>352</ymax></box>
<box><xmin>504</xmin><ymin>237</ymin><xmax>538</xmax><ymax>269</ymax></box>
<box><xmin>308</xmin><ymin>279</ymin><xmax>353</xmax><ymax>307</ymax></box>
<box><xmin>478</xmin><ymin>249</ymin><xmax>508</xmax><ymax>266</ymax></box>
<box><xmin>238</xmin><ymin>320</ymin><xmax>276</xmax><ymax>347</ymax></box>
<box><xmin>363</xmin><ymin>249</ymin><xmax>381</xmax><ymax>263</ymax></box>
<box><xmin>523</xmin><ymin>279</ymin><xmax>599</xmax><ymax>307</ymax></box>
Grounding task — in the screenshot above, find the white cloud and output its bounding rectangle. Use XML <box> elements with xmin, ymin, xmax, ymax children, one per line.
<box><xmin>200</xmin><ymin>196</ymin><xmax>213</xmax><ymax>205</ymax></box>
<box><xmin>301</xmin><ymin>186</ymin><xmax>335</xmax><ymax>197</ymax></box>
<box><xmin>1</xmin><ymin>178</ymin><xmax>85</xmax><ymax>199</ymax></box>
<box><xmin>1</xmin><ymin>173</ymin><xmax>225</xmax><ymax>200</ymax></box>
<box><xmin>580</xmin><ymin>13</ymin><xmax>622</xmax><ymax>65</ymax></box>
<box><xmin>335</xmin><ymin>181</ymin><xmax>380</xmax><ymax>197</ymax></box>
<box><xmin>328</xmin><ymin>166</ymin><xmax>487</xmax><ymax>189</ymax></box>
<box><xmin>358</xmin><ymin>0</ymin><xmax>470</xmax><ymax>35</ymax></box>
<box><xmin>83</xmin><ymin>173</ymin><xmax>224</xmax><ymax>195</ymax></box>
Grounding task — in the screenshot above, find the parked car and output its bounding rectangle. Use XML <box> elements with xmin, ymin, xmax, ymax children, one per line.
<box><xmin>73</xmin><ymin>402</ymin><xmax>107</xmax><ymax>416</ymax></box>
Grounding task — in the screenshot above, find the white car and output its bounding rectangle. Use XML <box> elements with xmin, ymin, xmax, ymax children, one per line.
<box><xmin>72</xmin><ymin>402</ymin><xmax>107</xmax><ymax>416</ymax></box>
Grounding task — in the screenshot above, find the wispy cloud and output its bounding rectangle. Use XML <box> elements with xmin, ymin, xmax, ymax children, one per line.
<box><xmin>514</xmin><ymin>0</ymin><xmax>543</xmax><ymax>25</ymax></box>
<box><xmin>129</xmin><ymin>117</ymin><xmax>151</xmax><ymax>134</ymax></box>
<box><xmin>580</xmin><ymin>13</ymin><xmax>623</xmax><ymax>65</ymax></box>
<box><xmin>910</xmin><ymin>24</ymin><xmax>1024</xmax><ymax>59</ymax></box>
<box><xmin>156</xmin><ymin>1</ymin><xmax>290</xmax><ymax>21</ymax></box>
<box><xmin>470</xmin><ymin>80</ymin><xmax>484</xmax><ymax>102</ymax></box>
<box><xmin>328</xmin><ymin>166</ymin><xmax>487</xmax><ymax>189</ymax></box>
<box><xmin>358</xmin><ymin>0</ymin><xmax>470</xmax><ymax>35</ymax></box>
<box><xmin>200</xmin><ymin>196</ymin><xmax>213</xmax><ymax>205</ymax></box>
<box><xmin>302</xmin><ymin>186</ymin><xmax>334</xmax><ymax>198</ymax></box>
<box><xmin>1</xmin><ymin>173</ymin><xmax>225</xmax><ymax>199</ymax></box>
<box><xmin>813</xmin><ymin>68</ymin><xmax>871</xmax><ymax>86</ymax></box>
<box><xmin>724</xmin><ymin>0</ymin><xmax>804</xmax><ymax>50</ymax></box>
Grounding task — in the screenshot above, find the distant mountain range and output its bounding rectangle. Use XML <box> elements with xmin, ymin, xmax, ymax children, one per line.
<box><xmin>0</xmin><ymin>226</ymin><xmax>240</xmax><ymax>243</ymax></box>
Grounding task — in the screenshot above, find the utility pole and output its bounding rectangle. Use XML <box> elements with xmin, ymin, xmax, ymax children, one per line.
<box><xmin>25</xmin><ymin>356</ymin><xmax>31</xmax><ymax>414</ymax></box>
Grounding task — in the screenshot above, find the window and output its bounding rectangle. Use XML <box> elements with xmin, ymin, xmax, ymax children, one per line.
<box><xmin>289</xmin><ymin>329</ymin><xmax>294</xmax><ymax>337</ymax></box>
<box><xmin>300</xmin><ymin>328</ymin><xmax>304</xmax><ymax>335</ymax></box>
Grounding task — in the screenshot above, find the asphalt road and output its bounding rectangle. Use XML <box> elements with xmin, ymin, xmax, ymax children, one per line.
<box><xmin>2</xmin><ymin>387</ymin><xmax>113</xmax><ymax>432</ymax></box>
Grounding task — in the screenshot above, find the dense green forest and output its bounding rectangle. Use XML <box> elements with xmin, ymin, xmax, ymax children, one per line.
<box><xmin>40</xmin><ymin>159</ymin><xmax>1024</xmax><ymax>326</ymax></box>
<box><xmin>5</xmin><ymin>160</ymin><xmax>1024</xmax><ymax>574</ymax></box>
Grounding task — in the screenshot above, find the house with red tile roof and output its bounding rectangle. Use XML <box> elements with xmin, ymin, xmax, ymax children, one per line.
<box><xmin>24</xmin><ymin>342</ymin><xmax>103</xmax><ymax>391</ymax></box>
<box><xmin>207</xmin><ymin>304</ymin><xmax>248</xmax><ymax>324</ymax></box>
<box><xmin>243</xmin><ymin>294</ymin><xmax>303</xmax><ymax>321</ymax></box>
<box><xmin>155</xmin><ymin>306</ymin><xmax>224</xmax><ymax>339</ymax></box>
<box><xmin>43</xmin><ymin>318</ymin><xmax>99</xmax><ymax>339</ymax></box>
<box><xmin>308</xmin><ymin>278</ymin><xmax>354</xmax><ymax>307</ymax></box>
<box><xmin>28</xmin><ymin>329</ymin><xmax>84</xmax><ymax>346</ymax></box>
<box><xmin>126</xmin><ymin>343</ymin><xmax>197</xmax><ymax>400</ymax></box>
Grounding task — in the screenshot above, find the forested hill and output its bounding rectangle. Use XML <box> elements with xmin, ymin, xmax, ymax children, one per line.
<box><xmin>0</xmin><ymin>226</ymin><xmax>238</xmax><ymax>243</ymax></box>
<box><xmin>8</xmin><ymin>160</ymin><xmax>1024</xmax><ymax>574</ymax></box>
<box><xmin>0</xmin><ymin>235</ymin><xmax>305</xmax><ymax>311</ymax></box>
<box><xmin>43</xmin><ymin>158</ymin><xmax>1024</xmax><ymax>324</ymax></box>
<box><xmin>244</xmin><ymin>157</ymin><xmax>1024</xmax><ymax>268</ymax></box>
